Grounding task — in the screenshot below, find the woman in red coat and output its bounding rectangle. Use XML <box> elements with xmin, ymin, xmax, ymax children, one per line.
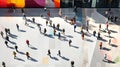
<box><xmin>26</xmin><ymin>40</ymin><xmax>30</xmax><ymax>47</ymax></box>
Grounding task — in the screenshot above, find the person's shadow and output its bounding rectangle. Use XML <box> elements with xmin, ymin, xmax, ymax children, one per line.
<box><xmin>9</xmin><ymin>33</ymin><xmax>18</xmax><ymax>39</ymax></box>
<box><xmin>103</xmin><ymin>59</ymin><xmax>115</xmax><ymax>64</ymax></box>
<box><xmin>28</xmin><ymin>25</ymin><xmax>35</xmax><ymax>29</ymax></box>
<box><xmin>71</xmin><ymin>45</ymin><xmax>79</xmax><ymax>49</ymax></box>
<box><xmin>9</xmin><ymin>40</ymin><xmax>16</xmax><ymax>45</ymax></box>
<box><xmin>29</xmin><ymin>45</ymin><xmax>38</xmax><ymax>50</ymax></box>
<box><xmin>48</xmin><ymin>54</ymin><xmax>59</xmax><ymax>61</ymax></box>
<box><xmin>8</xmin><ymin>46</ymin><xmax>14</xmax><ymax>49</ymax></box>
<box><xmin>18</xmin><ymin>51</ymin><xmax>25</xmax><ymax>55</ymax></box>
<box><xmin>102</xmin><ymin>47</ymin><xmax>111</xmax><ymax>51</ymax></box>
<box><xmin>61</xmin><ymin>56</ymin><xmax>70</xmax><ymax>61</ymax></box>
<box><xmin>45</xmin><ymin>34</ymin><xmax>54</xmax><ymax>39</ymax></box>
<box><xmin>16</xmin><ymin>57</ymin><xmax>25</xmax><ymax>62</ymax></box>
<box><xmin>29</xmin><ymin>57</ymin><xmax>38</xmax><ymax>62</ymax></box>
<box><xmin>65</xmin><ymin>35</ymin><xmax>73</xmax><ymax>38</ymax></box>
<box><xmin>19</xmin><ymin>29</ymin><xmax>26</xmax><ymax>32</ymax></box>
<box><xmin>26</xmin><ymin>19</ymin><xmax>33</xmax><ymax>23</ymax></box>
<box><xmin>85</xmin><ymin>38</ymin><xmax>93</xmax><ymax>42</ymax></box>
<box><xmin>110</xmin><ymin>44</ymin><xmax>118</xmax><ymax>48</ymax></box>
<box><xmin>58</xmin><ymin>54</ymin><xmax>70</xmax><ymax>61</ymax></box>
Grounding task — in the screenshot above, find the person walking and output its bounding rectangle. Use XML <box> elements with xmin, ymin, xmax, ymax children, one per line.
<box><xmin>104</xmin><ymin>54</ymin><xmax>108</xmax><ymax>61</ymax></box>
<box><xmin>5</xmin><ymin>28</ymin><xmax>8</xmax><ymax>36</ymax></box>
<box><xmin>26</xmin><ymin>52</ymin><xmax>30</xmax><ymax>59</ymax></box>
<box><xmin>47</xmin><ymin>49</ymin><xmax>51</xmax><ymax>57</ymax></box>
<box><xmin>99</xmin><ymin>24</ymin><xmax>101</xmax><ymax>31</ymax></box>
<box><xmin>58</xmin><ymin>32</ymin><xmax>61</xmax><ymax>39</ymax></box>
<box><xmin>37</xmin><ymin>24</ymin><xmax>40</xmax><ymax>28</ymax></box>
<box><xmin>57</xmin><ymin>23</ymin><xmax>60</xmax><ymax>30</ymax></box>
<box><xmin>93</xmin><ymin>31</ymin><xmax>96</xmax><ymax>36</ymax></box>
<box><xmin>74</xmin><ymin>24</ymin><xmax>76</xmax><ymax>32</ymax></box>
<box><xmin>58</xmin><ymin>50</ymin><xmax>61</xmax><ymax>56</ymax></box>
<box><xmin>15</xmin><ymin>45</ymin><xmax>18</xmax><ymax>52</ymax></box>
<box><xmin>44</xmin><ymin>28</ymin><xmax>47</xmax><ymax>35</ymax></box>
<box><xmin>12</xmin><ymin>5</ymin><xmax>16</xmax><ymax>13</ymax></box>
<box><xmin>47</xmin><ymin>10</ymin><xmax>50</xmax><ymax>17</ymax></box>
<box><xmin>81</xmin><ymin>32</ymin><xmax>85</xmax><ymax>40</ymax></box>
<box><xmin>73</xmin><ymin>16</ymin><xmax>76</xmax><ymax>24</ymax></box>
<box><xmin>110</xmin><ymin>16</ymin><xmax>114</xmax><ymax>21</ymax></box>
<box><xmin>39</xmin><ymin>26</ymin><xmax>42</xmax><ymax>33</ymax></box>
<box><xmin>37</xmin><ymin>24</ymin><xmax>42</xmax><ymax>33</ymax></box>
<box><xmin>62</xmin><ymin>28</ymin><xmax>65</xmax><ymax>35</ymax></box>
<box><xmin>114</xmin><ymin>16</ymin><xmax>118</xmax><ymax>22</ymax></box>
<box><xmin>108</xmin><ymin>39</ymin><xmax>111</xmax><ymax>45</ymax></box>
<box><xmin>7</xmin><ymin>29</ymin><xmax>10</xmax><ymax>35</ymax></box>
<box><xmin>71</xmin><ymin>61</ymin><xmax>74</xmax><ymax>67</ymax></box>
<box><xmin>81</xmin><ymin>26</ymin><xmax>83</xmax><ymax>33</ymax></box>
<box><xmin>23</xmin><ymin>14</ymin><xmax>26</xmax><ymax>20</ymax></box>
<box><xmin>99</xmin><ymin>42</ymin><xmax>102</xmax><ymax>49</ymax></box>
<box><xmin>5</xmin><ymin>36</ymin><xmax>9</xmax><ymax>41</ymax></box>
<box><xmin>49</xmin><ymin>20</ymin><xmax>52</xmax><ymax>26</ymax></box>
<box><xmin>53</xmin><ymin>24</ymin><xmax>55</xmax><ymax>29</ymax></box>
<box><xmin>5</xmin><ymin>41</ymin><xmax>8</xmax><ymax>47</ymax></box>
<box><xmin>2</xmin><ymin>61</ymin><xmax>6</xmax><ymax>67</ymax></box>
<box><xmin>21</xmin><ymin>8</ymin><xmax>25</xmax><ymax>14</ymax></box>
<box><xmin>16</xmin><ymin>24</ymin><xmax>19</xmax><ymax>31</ymax></box>
<box><xmin>0</xmin><ymin>31</ymin><xmax>4</xmax><ymax>38</ymax></box>
<box><xmin>53</xmin><ymin>29</ymin><xmax>56</xmax><ymax>36</ymax></box>
<box><xmin>107</xmin><ymin>16</ymin><xmax>111</xmax><ymax>21</ymax></box>
<box><xmin>86</xmin><ymin>20</ymin><xmax>89</xmax><ymax>27</ymax></box>
<box><xmin>69</xmin><ymin>39</ymin><xmax>72</xmax><ymax>46</ymax></box>
<box><xmin>108</xmin><ymin>30</ymin><xmax>111</xmax><ymax>37</ymax></box>
<box><xmin>98</xmin><ymin>32</ymin><xmax>101</xmax><ymax>38</ymax></box>
<box><xmin>86</xmin><ymin>26</ymin><xmax>89</xmax><ymax>33</ymax></box>
<box><xmin>106</xmin><ymin>21</ymin><xmax>109</xmax><ymax>30</ymax></box>
<box><xmin>32</xmin><ymin>17</ymin><xmax>35</xmax><ymax>23</ymax></box>
<box><xmin>57</xmin><ymin>24</ymin><xmax>60</xmax><ymax>30</ymax></box>
<box><xmin>25</xmin><ymin>20</ymin><xmax>28</xmax><ymax>26</ymax></box>
<box><xmin>26</xmin><ymin>40</ymin><xmax>30</xmax><ymax>47</ymax></box>
<box><xmin>58</xmin><ymin>8</ymin><xmax>62</xmax><ymax>17</ymax></box>
<box><xmin>64</xmin><ymin>15</ymin><xmax>67</xmax><ymax>22</ymax></box>
<box><xmin>13</xmin><ymin>51</ymin><xmax>17</xmax><ymax>59</ymax></box>
<box><xmin>46</xmin><ymin>21</ymin><xmax>48</xmax><ymax>26</ymax></box>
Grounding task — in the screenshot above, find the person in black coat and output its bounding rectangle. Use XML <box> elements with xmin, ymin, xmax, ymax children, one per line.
<box><xmin>0</xmin><ymin>31</ymin><xmax>4</xmax><ymax>38</ymax></box>
<box><xmin>58</xmin><ymin>32</ymin><xmax>61</xmax><ymax>39</ymax></box>
<box><xmin>16</xmin><ymin>24</ymin><xmax>19</xmax><ymax>31</ymax></box>
<box><xmin>58</xmin><ymin>50</ymin><xmax>61</xmax><ymax>56</ymax></box>
<box><xmin>5</xmin><ymin>28</ymin><xmax>8</xmax><ymax>35</ymax></box>
<box><xmin>5</xmin><ymin>41</ymin><xmax>8</xmax><ymax>47</ymax></box>
<box><xmin>71</xmin><ymin>61</ymin><xmax>74</xmax><ymax>67</ymax></box>
<box><xmin>69</xmin><ymin>39</ymin><xmax>72</xmax><ymax>46</ymax></box>
<box><xmin>98</xmin><ymin>32</ymin><xmax>100</xmax><ymax>38</ymax></box>
<box><xmin>32</xmin><ymin>18</ymin><xmax>35</xmax><ymax>23</ymax></box>
<box><xmin>15</xmin><ymin>45</ymin><xmax>18</xmax><ymax>52</ymax></box>
<box><xmin>2</xmin><ymin>61</ymin><xmax>6</xmax><ymax>67</ymax></box>
<box><xmin>5</xmin><ymin>36</ymin><xmax>9</xmax><ymax>41</ymax></box>
<box><xmin>47</xmin><ymin>49</ymin><xmax>51</xmax><ymax>57</ymax></box>
<box><xmin>93</xmin><ymin>31</ymin><xmax>96</xmax><ymax>36</ymax></box>
<box><xmin>44</xmin><ymin>28</ymin><xmax>47</xmax><ymax>35</ymax></box>
<box><xmin>7</xmin><ymin>29</ymin><xmax>10</xmax><ymax>34</ymax></box>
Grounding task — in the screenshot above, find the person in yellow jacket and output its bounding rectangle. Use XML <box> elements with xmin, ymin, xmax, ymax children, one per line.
<box><xmin>53</xmin><ymin>29</ymin><xmax>56</xmax><ymax>36</ymax></box>
<box><xmin>13</xmin><ymin>51</ymin><xmax>16</xmax><ymax>59</ymax></box>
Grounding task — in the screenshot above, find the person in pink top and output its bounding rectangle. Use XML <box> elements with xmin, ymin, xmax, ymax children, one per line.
<box><xmin>99</xmin><ymin>42</ymin><xmax>102</xmax><ymax>49</ymax></box>
<box><xmin>106</xmin><ymin>21</ymin><xmax>109</xmax><ymax>30</ymax></box>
